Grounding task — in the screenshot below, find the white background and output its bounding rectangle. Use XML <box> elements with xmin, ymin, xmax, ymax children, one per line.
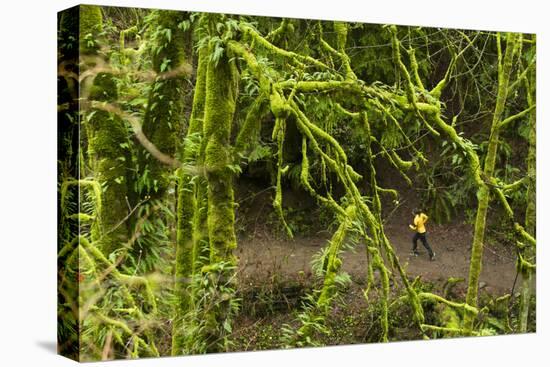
<box><xmin>0</xmin><ymin>0</ymin><xmax>548</xmax><ymax>365</ymax></box>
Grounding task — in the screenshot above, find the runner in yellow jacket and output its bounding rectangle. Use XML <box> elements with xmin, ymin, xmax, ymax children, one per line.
<box><xmin>409</xmin><ymin>208</ymin><xmax>435</xmax><ymax>261</ymax></box>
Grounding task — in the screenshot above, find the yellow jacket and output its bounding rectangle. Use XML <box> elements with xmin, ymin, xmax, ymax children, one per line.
<box><xmin>409</xmin><ymin>213</ymin><xmax>428</xmax><ymax>233</ymax></box>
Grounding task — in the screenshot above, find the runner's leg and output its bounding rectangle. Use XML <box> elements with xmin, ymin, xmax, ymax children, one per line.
<box><xmin>412</xmin><ymin>233</ymin><xmax>420</xmax><ymax>253</ymax></box>
<box><xmin>420</xmin><ymin>233</ymin><xmax>434</xmax><ymax>257</ymax></box>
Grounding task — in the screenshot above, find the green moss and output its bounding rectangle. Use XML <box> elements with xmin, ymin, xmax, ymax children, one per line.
<box><xmin>82</xmin><ymin>15</ymin><xmax>132</xmax><ymax>256</ymax></box>
<box><xmin>463</xmin><ymin>32</ymin><xmax>519</xmax><ymax>334</ymax></box>
<box><xmin>295</xmin><ymin>206</ymin><xmax>356</xmax><ymax>344</ymax></box>
<box><xmin>227</xmin><ymin>40</ymin><xmax>271</xmax><ymax>94</ymax></box>
<box><xmin>151</xmin><ymin>10</ymin><xmax>191</xmax><ymax>71</ymax></box>
<box><xmin>203</xmin><ymin>45</ymin><xmax>239</xmax><ymax>262</ymax></box>
<box><xmin>172</xmin><ymin>21</ymin><xmax>208</xmax><ymax>354</ymax></box>
<box><xmin>240</xmin><ymin>24</ymin><xmax>329</xmax><ymax>71</ymax></box>
<box><xmin>235</xmin><ymin>94</ymin><xmax>268</xmax><ymax>154</ymax></box>
<box><xmin>408</xmin><ymin>47</ymin><xmax>425</xmax><ymax>90</ymax></box>
<box><xmin>79</xmin><ymin>5</ymin><xmax>103</xmax><ymax>54</ymax></box>
<box><xmin>87</xmin><ymin>111</ymin><xmax>132</xmax><ymax>255</ymax></box>
<box><xmin>332</xmin><ymin>22</ymin><xmax>356</xmax><ymax>80</ymax></box>
<box><xmin>198</xmin><ymin>33</ymin><xmax>239</xmax><ymax>352</ymax></box>
<box><xmin>389</xmin><ymin>25</ymin><xmax>417</xmax><ymax>108</ymax></box>
<box><xmin>334</xmin><ymin>22</ymin><xmax>347</xmax><ymax>50</ymax></box>
<box><xmin>188</xmin><ymin>40</ymin><xmax>208</xmax><ymax>136</ymax></box>
<box><xmin>88</xmin><ymin>72</ymin><xmax>117</xmax><ymax>102</ymax></box>
<box><xmin>361</xmin><ymin>112</ymin><xmax>425</xmax><ymax>329</ymax></box>
<box><xmin>172</xmin><ymin>172</ymin><xmax>196</xmax><ymax>355</ymax></box>
<box><xmin>139</xmin><ymin>10</ymin><xmax>192</xmax><ymax>198</ymax></box>
<box><xmin>273</xmin><ymin>116</ymin><xmax>293</xmax><ymax>238</ymax></box>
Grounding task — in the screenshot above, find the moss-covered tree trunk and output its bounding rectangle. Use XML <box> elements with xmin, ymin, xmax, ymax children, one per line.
<box><xmin>201</xmin><ymin>29</ymin><xmax>239</xmax><ymax>352</ymax></box>
<box><xmin>81</xmin><ymin>5</ymin><xmax>133</xmax><ymax>256</ymax></box>
<box><xmin>171</xmin><ymin>23</ymin><xmax>208</xmax><ymax>355</ymax></box>
<box><xmin>139</xmin><ymin>10</ymin><xmax>192</xmax><ymax>199</ymax></box>
<box><xmin>463</xmin><ymin>33</ymin><xmax>519</xmax><ymax>333</ymax></box>
<box><xmin>519</xmin><ymin>51</ymin><xmax>536</xmax><ymax>332</ymax></box>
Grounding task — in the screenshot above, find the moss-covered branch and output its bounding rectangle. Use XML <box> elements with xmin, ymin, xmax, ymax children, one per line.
<box><xmin>240</xmin><ymin>24</ymin><xmax>330</xmax><ymax>71</ymax></box>
<box><xmin>498</xmin><ymin>104</ymin><xmax>536</xmax><ymax>129</ymax></box>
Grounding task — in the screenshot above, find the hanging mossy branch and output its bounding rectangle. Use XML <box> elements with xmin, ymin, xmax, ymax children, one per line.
<box><xmin>408</xmin><ymin>47</ymin><xmax>425</xmax><ymax>90</ymax></box>
<box><xmin>266</xmin><ymin>18</ymin><xmax>292</xmax><ymax>43</ymax></box>
<box><xmin>361</xmin><ymin>112</ymin><xmax>426</xmax><ymax>329</ymax></box>
<box><xmin>269</xmin><ymin>88</ymin><xmax>295</xmax><ymax>237</ymax></box>
<box><xmin>317</xmin><ymin>22</ymin><xmax>356</xmax><ymax>81</ymax></box>
<box><xmin>369</xmin><ymin>98</ymin><xmax>427</xmax><ymax>164</ymax></box>
<box><xmin>300</xmin><ymin>136</ymin><xmax>347</xmax><ymax>216</ymax></box>
<box><xmin>316</xmin><ymin>206</ymin><xmax>356</xmax><ymax>310</ymax></box>
<box><xmin>235</xmin><ymin>93</ymin><xmax>269</xmax><ymax>155</ymax></box>
<box><xmin>429</xmin><ymin>31</ymin><xmax>479</xmax><ymax>100</ymax></box>
<box><xmin>273</xmin><ymin>116</ymin><xmax>294</xmax><ymax>238</ymax></box>
<box><xmin>389</xmin><ymin>26</ymin><xmax>441</xmax><ymax>137</ymax></box>
<box><xmin>289</xmin><ymin>205</ymin><xmax>357</xmax><ymax>345</ymax></box>
<box><xmin>119</xmin><ymin>25</ymin><xmax>138</xmax><ymax>51</ymax></box>
<box><xmin>389</xmin><ymin>25</ymin><xmax>417</xmax><ymax>109</ymax></box>
<box><xmin>489</xmin><ymin>181</ymin><xmax>536</xmax><ymax>247</ymax></box>
<box><xmin>366</xmin><ymin>244</ymin><xmax>391</xmax><ymax>342</ymax></box>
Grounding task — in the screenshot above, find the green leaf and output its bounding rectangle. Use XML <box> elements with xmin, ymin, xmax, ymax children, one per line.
<box><xmin>223</xmin><ymin>319</ymin><xmax>232</xmax><ymax>333</ymax></box>
<box><xmin>160</xmin><ymin>58</ymin><xmax>171</xmax><ymax>73</ymax></box>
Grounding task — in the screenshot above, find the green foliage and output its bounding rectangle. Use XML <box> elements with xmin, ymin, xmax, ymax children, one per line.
<box><xmin>181</xmin><ymin>260</ymin><xmax>241</xmax><ymax>353</ymax></box>
<box><xmin>59</xmin><ymin>6</ymin><xmax>536</xmax><ymax>359</ymax></box>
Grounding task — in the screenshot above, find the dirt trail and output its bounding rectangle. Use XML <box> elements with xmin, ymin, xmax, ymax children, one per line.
<box><xmin>236</xmin><ymin>220</ymin><xmax>518</xmax><ymax>295</ymax></box>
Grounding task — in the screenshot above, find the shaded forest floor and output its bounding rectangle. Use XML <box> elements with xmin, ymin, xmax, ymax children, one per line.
<box><xmin>236</xmin><ymin>219</ymin><xmax>517</xmax><ymax>297</ymax></box>
<box><xmin>234</xmin><ymin>176</ymin><xmax>518</xmax><ymax>296</ymax></box>
<box><xmin>229</xmin><ymin>221</ymin><xmax>520</xmax><ymax>350</ymax></box>
<box><xmin>226</xmin><ymin>181</ymin><xmax>527</xmax><ymax>350</ymax></box>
